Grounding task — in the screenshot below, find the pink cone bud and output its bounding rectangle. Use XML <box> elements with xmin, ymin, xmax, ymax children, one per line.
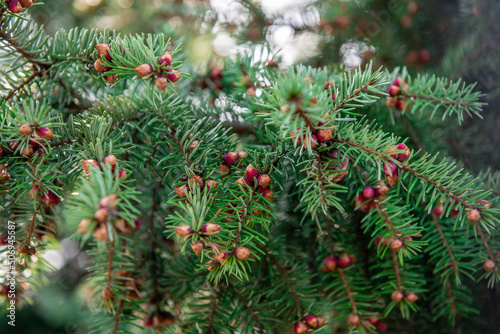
<box><xmin>155</xmin><ymin>76</ymin><xmax>167</xmax><ymax>91</ymax></box>
<box><xmin>305</xmin><ymin>315</ymin><xmax>326</xmax><ymax>328</ymax></box>
<box><xmin>483</xmin><ymin>260</ymin><xmax>495</xmax><ymax>272</ymax></box>
<box><xmin>235</xmin><ymin>246</ymin><xmax>250</xmax><ymax>260</ymax></box>
<box><xmin>337</xmin><ymin>253</ymin><xmax>351</xmax><ymax>268</ymax></box>
<box><xmin>166</xmin><ymin>70</ymin><xmax>181</xmax><ymax>82</ymax></box>
<box><xmin>294</xmin><ymin>322</ymin><xmax>308</xmax><ymax>334</ymax></box>
<box><xmin>317</xmin><ymin>128</ymin><xmax>333</xmax><ymax>142</ymax></box>
<box><xmin>42</xmin><ymin>191</ymin><xmax>60</xmax><ymax>206</ymax></box>
<box><xmin>383</xmin><ymin>162</ymin><xmax>398</xmax><ymax>177</ymax></box>
<box><xmin>201</xmin><ymin>223</ymin><xmax>221</xmax><ymax>235</ymax></box>
<box><xmin>191</xmin><ymin>241</ymin><xmax>204</xmax><ymax>256</ymax></box>
<box><xmin>396</xmin><ymin>98</ymin><xmax>409</xmax><ymax>111</ymax></box>
<box><xmin>259</xmin><ymin>187</ymin><xmax>273</xmax><ymax>202</ymax></box>
<box><xmin>206</xmin><ymin>180</ymin><xmax>219</xmax><ymax>190</ymax></box>
<box><xmin>390</xmin><ymin>239</ymin><xmax>403</xmax><ymax>250</ymax></box>
<box><xmin>104</xmin><ymin>155</ymin><xmax>117</xmax><ymax>169</ymax></box>
<box><xmin>405</xmin><ymin>292</ymin><xmax>418</xmax><ymax>303</ymax></box>
<box><xmin>224</xmin><ymin>152</ymin><xmax>239</xmax><ymax>165</ymax></box>
<box><xmin>36</xmin><ymin>126</ymin><xmax>54</xmax><ymax>139</ymax></box>
<box><xmin>8</xmin><ymin>0</ymin><xmax>24</xmax><ymax>13</ymax></box>
<box><xmin>257</xmin><ymin>174</ymin><xmax>271</xmax><ymax>188</ymax></box>
<box><xmin>245</xmin><ymin>164</ymin><xmax>259</xmax><ymax>181</ymax></box>
<box><xmin>322</xmin><ymin>256</ymin><xmax>337</xmax><ymax>272</ymax></box>
<box><xmin>391</xmin><ymin>290</ymin><xmax>404</xmax><ymax>302</ymax></box>
<box><xmin>396</xmin><ymin>143</ymin><xmax>411</xmax><ymax>161</ymax></box>
<box><xmin>29</xmin><ymin>185</ymin><xmax>40</xmax><ymax>199</ymax></box>
<box><xmin>118</xmin><ymin>169</ymin><xmax>127</xmax><ymax>180</ymax></box>
<box><xmin>476</xmin><ymin>199</ymin><xmax>492</xmax><ymax>209</ymax></box>
<box><xmin>77</xmin><ymin>219</ymin><xmax>92</xmax><ymax>234</ymax></box>
<box><xmin>362</xmin><ymin>186</ymin><xmax>375</xmax><ymax>199</ymax></box>
<box><xmin>388</xmin><ymin>85</ymin><xmax>401</xmax><ymax>97</ymax></box>
<box><xmin>158</xmin><ymin>51</ymin><xmax>173</xmax><ymax>67</ymax></box>
<box><xmin>94</xmin><ymin>60</ymin><xmax>109</xmax><ymax>73</ymax></box>
<box><xmin>432</xmin><ymin>204</ymin><xmax>443</xmax><ymax>216</ymax></box>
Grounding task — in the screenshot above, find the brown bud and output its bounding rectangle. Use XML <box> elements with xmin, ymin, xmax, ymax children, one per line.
<box><xmin>317</xmin><ymin>128</ymin><xmax>333</xmax><ymax>142</ymax></box>
<box><xmin>134</xmin><ymin>64</ymin><xmax>153</xmax><ymax>77</ymax></box>
<box><xmin>158</xmin><ymin>51</ymin><xmax>173</xmax><ymax>67</ymax></box>
<box><xmin>174</xmin><ymin>185</ymin><xmax>187</xmax><ymax>198</ymax></box>
<box><xmin>206</xmin><ymin>180</ymin><xmax>219</xmax><ymax>190</ymax></box>
<box><xmin>348</xmin><ymin>314</ymin><xmax>360</xmax><ymax>326</ymax></box>
<box><xmin>104</xmin><ymin>74</ymin><xmax>118</xmax><ymax>85</ymax></box>
<box><xmin>257</xmin><ymin>174</ymin><xmax>271</xmax><ymax>188</ymax></box>
<box><xmin>21</xmin><ymin>145</ymin><xmax>34</xmax><ymax>156</ymax></box>
<box><xmin>77</xmin><ymin>219</ymin><xmax>92</xmax><ymax>234</ymax></box>
<box><xmin>93</xmin><ymin>224</ymin><xmax>108</xmax><ymax>241</ymax></box>
<box><xmin>224</xmin><ymin>152</ymin><xmax>239</xmax><ymax>165</ymax></box>
<box><xmin>18</xmin><ymin>245</ymin><xmax>28</xmax><ymax>254</ymax></box>
<box><xmin>466</xmin><ymin>209</ymin><xmax>481</xmax><ymax>223</ymax></box>
<box><xmin>322</xmin><ymin>256</ymin><xmax>337</xmax><ymax>272</ymax></box>
<box><xmin>390</xmin><ymin>239</ymin><xmax>403</xmax><ymax>250</ymax></box>
<box><xmin>155</xmin><ymin>76</ymin><xmax>167</xmax><ymax>91</ymax></box>
<box><xmin>29</xmin><ymin>185</ymin><xmax>40</xmax><ymax>200</ymax></box>
<box><xmin>82</xmin><ymin>159</ymin><xmax>99</xmax><ymax>174</ymax></box>
<box><xmin>405</xmin><ymin>292</ymin><xmax>418</xmax><ymax>303</ymax></box>
<box><xmin>476</xmin><ymin>200</ymin><xmax>492</xmax><ymax>209</ymax></box>
<box><xmin>238</xmin><ymin>151</ymin><xmax>248</xmax><ymax>159</ymax></box>
<box><xmin>96</xmin><ymin>43</ymin><xmax>112</xmax><ymax>61</ymax></box>
<box><xmin>484</xmin><ymin>260</ymin><xmax>496</xmax><ymax>272</ymax></box>
<box><xmin>94</xmin><ymin>208</ymin><xmax>108</xmax><ymax>223</ymax></box>
<box><xmin>235</xmin><ymin>246</ymin><xmax>250</xmax><ymax>260</ymax></box>
<box><xmin>189</xmin><ymin>175</ymin><xmax>204</xmax><ymax>188</ymax></box>
<box><xmin>188</xmin><ymin>140</ymin><xmax>199</xmax><ymax>151</ymax></box>
<box><xmin>104</xmin><ymin>155</ymin><xmax>117</xmax><ymax>169</ymax></box>
<box><xmin>386</xmin><ymin>97</ymin><xmax>398</xmax><ymax>108</ymax></box>
<box><xmin>18</xmin><ymin>124</ymin><xmax>33</xmax><ymax>136</ymax></box>
<box><xmin>7</xmin><ymin>0</ymin><xmax>24</xmax><ymax>13</ymax></box>
<box><xmin>236</xmin><ymin>177</ymin><xmax>246</xmax><ymax>186</ymax></box>
<box><xmin>201</xmin><ymin>223</ymin><xmax>221</xmax><ymax>235</ymax></box>
<box><xmin>174</xmin><ymin>225</ymin><xmax>192</xmax><ymax>238</ymax></box>
<box><xmin>219</xmin><ymin>164</ymin><xmax>230</xmax><ymax>174</ymax></box>
<box><xmin>166</xmin><ymin>69</ymin><xmax>181</xmax><ymax>82</ymax></box>
<box><xmin>191</xmin><ymin>241</ymin><xmax>204</xmax><ymax>256</ymax></box>
<box><xmin>305</xmin><ymin>315</ymin><xmax>325</xmax><ymax>328</ymax></box>
<box><xmin>391</xmin><ymin>290</ymin><xmax>404</xmax><ymax>302</ymax></box>
<box><xmin>101</xmin><ymin>287</ymin><xmax>113</xmax><ymax>300</ymax></box>
<box><xmin>100</xmin><ymin>194</ymin><xmax>118</xmax><ymax>208</ymax></box>
<box><xmin>260</xmin><ymin>187</ymin><xmax>273</xmax><ymax>202</ymax></box>
<box><xmin>28</xmin><ymin>247</ymin><xmax>36</xmax><ymax>255</ymax></box>
<box><xmin>294</xmin><ymin>322</ymin><xmax>308</xmax><ymax>334</ymax></box>
<box><xmin>94</xmin><ymin>60</ymin><xmax>109</xmax><ymax>73</ymax></box>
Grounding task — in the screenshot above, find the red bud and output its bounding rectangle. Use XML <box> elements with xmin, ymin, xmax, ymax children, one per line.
<box><xmin>158</xmin><ymin>51</ymin><xmax>173</xmax><ymax>67</ymax></box>
<box><xmin>174</xmin><ymin>225</ymin><xmax>192</xmax><ymax>238</ymax></box>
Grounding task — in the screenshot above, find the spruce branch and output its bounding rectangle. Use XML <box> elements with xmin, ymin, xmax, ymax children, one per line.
<box><xmin>431</xmin><ymin>214</ymin><xmax>460</xmax><ymax>282</ymax></box>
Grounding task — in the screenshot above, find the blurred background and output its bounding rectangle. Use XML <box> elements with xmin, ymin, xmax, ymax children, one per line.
<box><xmin>2</xmin><ymin>0</ymin><xmax>499</xmax><ymax>332</ymax></box>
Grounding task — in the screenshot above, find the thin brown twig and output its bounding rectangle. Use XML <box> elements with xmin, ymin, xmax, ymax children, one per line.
<box><xmin>338</xmin><ymin>269</ymin><xmax>357</xmax><ymax>314</ymax></box>
<box><xmin>403</xmin><ymin>92</ymin><xmax>471</xmax><ymax>107</ymax></box>
<box><xmin>431</xmin><ymin>215</ymin><xmax>460</xmax><ymax>279</ymax></box>
<box><xmin>1</xmin><ymin>70</ymin><xmax>43</xmax><ymax>103</ymax></box>
<box><xmin>475</xmin><ymin>223</ymin><xmax>495</xmax><ymax>260</ymax></box>
<box><xmin>332</xmin><ymin>78</ymin><xmax>380</xmax><ymax>113</ymax></box>
<box><xmin>391</xmin><ymin>249</ymin><xmax>403</xmax><ymax>291</ymax></box>
<box><xmin>112</xmin><ymin>299</ymin><xmax>124</xmax><ymax>334</ymax></box>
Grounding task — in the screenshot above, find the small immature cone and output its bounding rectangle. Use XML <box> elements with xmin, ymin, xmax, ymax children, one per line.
<box><xmin>476</xmin><ymin>199</ymin><xmax>492</xmax><ymax>209</ymax></box>
<box><xmin>82</xmin><ymin>159</ymin><xmax>98</xmax><ymax>174</ymax></box>
<box><xmin>386</xmin><ymin>174</ymin><xmax>399</xmax><ymax>187</ymax></box>
<box><xmin>235</xmin><ymin>177</ymin><xmax>246</xmax><ymax>186</ymax></box>
<box><xmin>235</xmin><ymin>246</ymin><xmax>250</xmax><ymax>260</ymax></box>
<box><xmin>259</xmin><ymin>187</ymin><xmax>273</xmax><ymax>202</ymax></box>
<box><xmin>42</xmin><ymin>191</ymin><xmax>60</xmax><ymax>206</ymax></box>
<box><xmin>322</xmin><ymin>256</ymin><xmax>337</xmax><ymax>272</ymax></box>
<box><xmin>189</xmin><ymin>175</ymin><xmax>204</xmax><ymax>188</ymax></box>
<box><xmin>201</xmin><ymin>223</ymin><xmax>221</xmax><ymax>235</ymax></box>
<box><xmin>18</xmin><ymin>124</ymin><xmax>33</xmax><ymax>136</ymax></box>
<box><xmin>405</xmin><ymin>292</ymin><xmax>418</xmax><ymax>303</ymax></box>
<box><xmin>22</xmin><ymin>145</ymin><xmax>34</xmax><ymax>156</ymax></box>
<box><xmin>316</xmin><ymin>128</ymin><xmax>333</xmax><ymax>142</ymax></box>
<box><xmin>391</xmin><ymin>290</ymin><xmax>404</xmax><ymax>302</ymax></box>
<box><xmin>393</xmin><ymin>77</ymin><xmax>409</xmax><ymax>91</ymax></box>
<box><xmin>155</xmin><ymin>76</ymin><xmax>167</xmax><ymax>91</ymax></box>
<box><xmin>166</xmin><ymin>70</ymin><xmax>181</xmax><ymax>82</ymax></box>
<box><xmin>483</xmin><ymin>260</ymin><xmax>495</xmax><ymax>272</ymax></box>
<box><xmin>29</xmin><ymin>185</ymin><xmax>39</xmax><ymax>200</ymax></box>
<box><xmin>383</xmin><ymin>161</ymin><xmax>398</xmax><ymax>177</ymax></box>
<box><xmin>18</xmin><ymin>245</ymin><xmax>28</xmax><ymax>254</ymax></box>
<box><xmin>158</xmin><ymin>51</ymin><xmax>173</xmax><ymax>67</ymax></box>
<box><xmin>100</xmin><ymin>194</ymin><xmax>118</xmax><ymax>208</ymax></box>
<box><xmin>134</xmin><ymin>64</ymin><xmax>153</xmax><ymax>77</ymax></box>
<box><xmin>238</xmin><ymin>151</ymin><xmax>248</xmax><ymax>159</ymax></box>
<box><xmin>214</xmin><ymin>252</ymin><xmax>228</xmax><ymax>263</ymax></box>
<box><xmin>77</xmin><ymin>219</ymin><xmax>92</xmax><ymax>234</ymax></box>
<box><xmin>117</xmin><ymin>169</ymin><xmax>127</xmax><ymax>180</ymax></box>
<box><xmin>93</xmin><ymin>224</ymin><xmax>108</xmax><ymax>241</ymax></box>
<box><xmin>219</xmin><ymin>164</ymin><xmax>230</xmax><ymax>175</ymax></box>
<box><xmin>362</xmin><ymin>186</ymin><xmax>375</xmax><ymax>199</ymax></box>
<box><xmin>94</xmin><ymin>208</ymin><xmax>108</xmax><ymax>223</ymax></box>
<box><xmin>386</xmin><ymin>97</ymin><xmax>398</xmax><ymax>108</ymax></box>
<box><xmin>28</xmin><ymin>247</ymin><xmax>36</xmax><ymax>255</ymax></box>
<box><xmin>388</xmin><ymin>85</ymin><xmax>401</xmax><ymax>97</ymax></box>
<box><xmin>396</xmin><ymin>98</ymin><xmax>409</xmax><ymax>112</ymax></box>
<box><xmin>94</xmin><ymin>60</ymin><xmax>109</xmax><ymax>73</ymax></box>
<box><xmin>396</xmin><ymin>143</ymin><xmax>411</xmax><ymax>161</ymax></box>
<box><xmin>224</xmin><ymin>152</ymin><xmax>239</xmax><ymax>165</ymax></box>
<box><xmin>337</xmin><ymin>252</ymin><xmax>351</xmax><ymax>268</ymax></box>
<box><xmin>390</xmin><ymin>239</ymin><xmax>403</xmax><ymax>250</ymax></box>
<box><xmin>432</xmin><ymin>204</ymin><xmax>444</xmax><ymax>216</ymax></box>
<box><xmin>96</xmin><ymin>44</ymin><xmax>112</xmax><ymax>61</ymax></box>
<box><xmin>375</xmin><ymin>181</ymin><xmax>390</xmax><ymax>196</ymax></box>
<box><xmin>305</xmin><ymin>315</ymin><xmax>326</xmax><ymax>328</ymax></box>
<box><xmin>8</xmin><ymin>0</ymin><xmax>24</xmax><ymax>13</ymax></box>
<box><xmin>348</xmin><ymin>314</ymin><xmax>360</xmax><ymax>326</ymax></box>
<box><xmin>174</xmin><ymin>225</ymin><xmax>192</xmax><ymax>238</ymax></box>
<box><xmin>191</xmin><ymin>241</ymin><xmax>204</xmax><ymax>256</ymax></box>
<box><xmin>466</xmin><ymin>209</ymin><xmax>481</xmax><ymax>223</ymax></box>
<box><xmin>257</xmin><ymin>174</ymin><xmax>271</xmax><ymax>188</ymax></box>
<box><xmin>294</xmin><ymin>322</ymin><xmax>308</xmax><ymax>334</ymax></box>
<box><xmin>104</xmin><ymin>74</ymin><xmax>118</xmax><ymax>85</ymax></box>
<box><xmin>245</xmin><ymin>164</ymin><xmax>259</xmax><ymax>181</ymax></box>
<box><xmin>101</xmin><ymin>287</ymin><xmax>113</xmax><ymax>300</ymax></box>
<box><xmin>36</xmin><ymin>126</ymin><xmax>54</xmax><ymax>139</ymax></box>
<box><xmin>205</xmin><ymin>180</ymin><xmax>218</xmax><ymax>190</ymax></box>
<box><xmin>188</xmin><ymin>140</ymin><xmax>199</xmax><ymax>151</ymax></box>
<box><xmin>104</xmin><ymin>155</ymin><xmax>117</xmax><ymax>169</ymax></box>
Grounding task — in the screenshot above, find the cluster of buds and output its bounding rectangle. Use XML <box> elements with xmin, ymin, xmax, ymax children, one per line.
<box><xmin>355</xmin><ymin>181</ymin><xmax>390</xmax><ymax>213</ymax></box>
<box><xmin>391</xmin><ymin>290</ymin><xmax>418</xmax><ymax>304</ymax></box>
<box><xmin>142</xmin><ymin>311</ymin><xmax>175</xmax><ymax>329</ymax></box>
<box><xmin>294</xmin><ymin>314</ymin><xmax>326</xmax><ymax>333</ymax></box>
<box><xmin>17</xmin><ymin>244</ymin><xmax>37</xmax><ymax>256</ymax></box>
<box><xmin>174</xmin><ymin>174</ymin><xmax>218</xmax><ymax>199</ymax></box>
<box><xmin>12</xmin><ymin>124</ymin><xmax>54</xmax><ymax>157</ymax></box>
<box><xmin>220</xmin><ymin>151</ymin><xmax>247</xmax><ymax>177</ymax></box>
<box><xmin>321</xmin><ymin>252</ymin><xmax>356</xmax><ymax>272</ymax></box>
<box><xmin>290</xmin><ymin>112</ymin><xmax>334</xmax><ymax>150</ymax></box>
<box><xmin>209</xmin><ymin>244</ymin><xmax>252</xmax><ymax>265</ymax></box>
<box><xmin>374</xmin><ymin>235</ymin><xmax>412</xmax><ymax>251</ymax></box>
<box><xmin>6</xmin><ymin>0</ymin><xmax>33</xmax><ymax>13</ymax></box>
<box><xmin>366</xmin><ymin>315</ymin><xmax>387</xmax><ymax>331</ymax></box>
<box><xmin>29</xmin><ymin>185</ymin><xmax>60</xmax><ymax>206</ymax></box>
<box><xmin>386</xmin><ymin>78</ymin><xmax>410</xmax><ymax>111</ymax></box>
<box><xmin>94</xmin><ymin>43</ymin><xmax>121</xmax><ymax>84</ymax></box>
<box><xmin>383</xmin><ymin>143</ymin><xmax>410</xmax><ymax>186</ymax></box>
<box><xmin>432</xmin><ymin>199</ymin><xmax>460</xmax><ymax>218</ymax></box>
<box><xmin>134</xmin><ymin>50</ymin><xmax>181</xmax><ymax>91</ymax></box>
<box><xmin>82</xmin><ymin>154</ymin><xmax>127</xmax><ymax>180</ymax></box>
<box><xmin>174</xmin><ymin>223</ymin><xmax>221</xmax><ymax>240</ymax></box>
<box><xmin>347</xmin><ymin>314</ymin><xmax>387</xmax><ymax>331</ymax></box>
<box><xmin>235</xmin><ymin>164</ymin><xmax>273</xmax><ymax>202</ymax></box>
<box><xmin>77</xmin><ymin>194</ymin><xmax>140</xmax><ymax>241</ymax></box>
